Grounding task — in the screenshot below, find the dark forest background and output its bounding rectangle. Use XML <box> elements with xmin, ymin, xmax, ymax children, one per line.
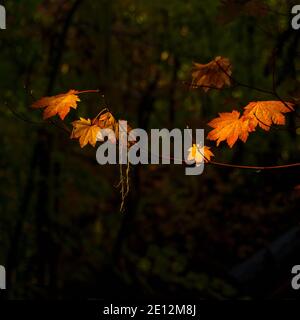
<box><xmin>0</xmin><ymin>0</ymin><xmax>300</xmax><ymax>299</ymax></box>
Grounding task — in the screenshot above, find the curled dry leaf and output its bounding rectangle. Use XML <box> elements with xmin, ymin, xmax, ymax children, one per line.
<box><xmin>94</xmin><ymin>111</ymin><xmax>120</xmax><ymax>143</ymax></box>
<box><xmin>96</xmin><ymin>111</ymin><xmax>117</xmax><ymax>129</ymax></box>
<box><xmin>207</xmin><ymin>110</ymin><xmax>255</xmax><ymax>148</ymax></box>
<box><xmin>32</xmin><ymin>90</ymin><xmax>80</xmax><ymax>120</ymax></box>
<box><xmin>71</xmin><ymin>117</ymin><xmax>101</xmax><ymax>148</ymax></box>
<box><xmin>191</xmin><ymin>56</ymin><xmax>232</xmax><ymax>92</ymax></box>
<box><xmin>187</xmin><ymin>144</ymin><xmax>214</xmax><ymax>166</ymax></box>
<box><xmin>243</xmin><ymin>101</ymin><xmax>294</xmax><ymax>131</ymax></box>
<box><xmin>93</xmin><ymin>111</ymin><xmax>118</xmax><ymax>143</ymax></box>
<box><xmin>96</xmin><ymin>112</ymin><xmax>136</xmax><ymax>145</ymax></box>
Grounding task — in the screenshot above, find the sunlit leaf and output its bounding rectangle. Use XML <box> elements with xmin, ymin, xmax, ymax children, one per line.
<box><xmin>32</xmin><ymin>90</ymin><xmax>80</xmax><ymax>120</ymax></box>
<box><xmin>207</xmin><ymin>110</ymin><xmax>255</xmax><ymax>148</ymax></box>
<box><xmin>243</xmin><ymin>101</ymin><xmax>294</xmax><ymax>131</ymax></box>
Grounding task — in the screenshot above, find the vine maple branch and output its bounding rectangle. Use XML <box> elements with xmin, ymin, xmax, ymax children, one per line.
<box><xmin>209</xmin><ymin>161</ymin><xmax>300</xmax><ymax>170</ymax></box>
<box><xmin>214</xmin><ymin>60</ymin><xmax>274</xmax><ymax>95</ymax></box>
<box><xmin>144</xmin><ymin>145</ymin><xmax>300</xmax><ymax>171</ymax></box>
<box><xmin>215</xmin><ymin>59</ymin><xmax>299</xmax><ymax>116</ymax></box>
<box><xmin>77</xmin><ymin>89</ymin><xmax>101</xmax><ymax>95</ymax></box>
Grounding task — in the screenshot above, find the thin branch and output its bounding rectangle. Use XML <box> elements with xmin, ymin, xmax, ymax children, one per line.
<box><xmin>215</xmin><ymin>59</ymin><xmax>299</xmax><ymax>117</ymax></box>
<box><xmin>6</xmin><ymin>102</ymin><xmax>44</xmax><ymax>125</ymax></box>
<box><xmin>209</xmin><ymin>160</ymin><xmax>300</xmax><ymax>170</ymax></box>
<box><xmin>139</xmin><ymin>143</ymin><xmax>300</xmax><ymax>171</ymax></box>
<box><xmin>6</xmin><ymin>101</ymin><xmax>72</xmax><ymax>134</ymax></box>
<box><xmin>77</xmin><ymin>89</ymin><xmax>101</xmax><ymax>95</ymax></box>
<box><xmin>182</xmin><ymin>127</ymin><xmax>300</xmax><ymax>170</ymax></box>
<box><xmin>215</xmin><ymin>60</ymin><xmax>275</xmax><ymax>96</ymax></box>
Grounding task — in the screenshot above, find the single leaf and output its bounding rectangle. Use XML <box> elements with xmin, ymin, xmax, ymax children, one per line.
<box><xmin>99</xmin><ymin>112</ymin><xmax>122</xmax><ymax>143</ymax></box>
<box><xmin>92</xmin><ymin>111</ymin><xmax>118</xmax><ymax>143</ymax></box>
<box><xmin>71</xmin><ymin>117</ymin><xmax>101</xmax><ymax>148</ymax></box>
<box><xmin>95</xmin><ymin>111</ymin><xmax>116</xmax><ymax>129</ymax></box>
<box><xmin>243</xmin><ymin>101</ymin><xmax>294</xmax><ymax>131</ymax></box>
<box><xmin>191</xmin><ymin>56</ymin><xmax>232</xmax><ymax>92</ymax></box>
<box><xmin>187</xmin><ymin>144</ymin><xmax>214</xmax><ymax>166</ymax></box>
<box><xmin>207</xmin><ymin>110</ymin><xmax>255</xmax><ymax>148</ymax></box>
<box><xmin>95</xmin><ymin>113</ymin><xmax>136</xmax><ymax>145</ymax></box>
<box><xmin>32</xmin><ymin>90</ymin><xmax>80</xmax><ymax>120</ymax></box>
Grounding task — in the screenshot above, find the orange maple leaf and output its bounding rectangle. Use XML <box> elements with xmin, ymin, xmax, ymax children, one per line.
<box><xmin>207</xmin><ymin>110</ymin><xmax>255</xmax><ymax>148</ymax></box>
<box><xmin>187</xmin><ymin>144</ymin><xmax>214</xmax><ymax>165</ymax></box>
<box><xmin>243</xmin><ymin>101</ymin><xmax>294</xmax><ymax>131</ymax></box>
<box><xmin>32</xmin><ymin>90</ymin><xmax>80</xmax><ymax>120</ymax></box>
<box><xmin>71</xmin><ymin>112</ymin><xmax>133</xmax><ymax>147</ymax></box>
<box><xmin>191</xmin><ymin>56</ymin><xmax>232</xmax><ymax>92</ymax></box>
<box><xmin>93</xmin><ymin>112</ymin><xmax>136</xmax><ymax>145</ymax></box>
<box><xmin>71</xmin><ymin>117</ymin><xmax>101</xmax><ymax>148</ymax></box>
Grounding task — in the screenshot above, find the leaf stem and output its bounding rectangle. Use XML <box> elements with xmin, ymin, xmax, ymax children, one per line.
<box><xmin>77</xmin><ymin>89</ymin><xmax>101</xmax><ymax>94</ymax></box>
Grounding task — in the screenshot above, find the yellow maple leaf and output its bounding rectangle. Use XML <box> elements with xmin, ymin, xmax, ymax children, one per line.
<box><xmin>71</xmin><ymin>117</ymin><xmax>101</xmax><ymax>148</ymax></box>
<box><xmin>243</xmin><ymin>101</ymin><xmax>294</xmax><ymax>131</ymax></box>
<box><xmin>207</xmin><ymin>110</ymin><xmax>255</xmax><ymax>148</ymax></box>
<box><xmin>32</xmin><ymin>90</ymin><xmax>80</xmax><ymax>120</ymax></box>
<box><xmin>187</xmin><ymin>144</ymin><xmax>214</xmax><ymax>165</ymax></box>
<box><xmin>191</xmin><ymin>56</ymin><xmax>232</xmax><ymax>92</ymax></box>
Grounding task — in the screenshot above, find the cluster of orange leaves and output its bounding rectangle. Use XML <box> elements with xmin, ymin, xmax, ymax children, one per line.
<box><xmin>32</xmin><ymin>90</ymin><xmax>133</xmax><ymax>148</ymax></box>
<box><xmin>191</xmin><ymin>56</ymin><xmax>295</xmax><ymax>153</ymax></box>
<box><xmin>31</xmin><ymin>56</ymin><xmax>295</xmax><ymax>166</ymax></box>
<box><xmin>31</xmin><ymin>90</ymin><xmax>213</xmax><ymax>164</ymax></box>
<box><xmin>207</xmin><ymin>101</ymin><xmax>294</xmax><ymax>148</ymax></box>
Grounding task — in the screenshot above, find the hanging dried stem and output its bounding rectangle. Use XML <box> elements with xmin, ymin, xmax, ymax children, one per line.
<box><xmin>119</xmin><ymin>161</ymin><xmax>130</xmax><ymax>213</ymax></box>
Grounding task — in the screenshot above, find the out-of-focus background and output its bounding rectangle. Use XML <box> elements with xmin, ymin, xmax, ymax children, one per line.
<box><xmin>0</xmin><ymin>0</ymin><xmax>300</xmax><ymax>299</ymax></box>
